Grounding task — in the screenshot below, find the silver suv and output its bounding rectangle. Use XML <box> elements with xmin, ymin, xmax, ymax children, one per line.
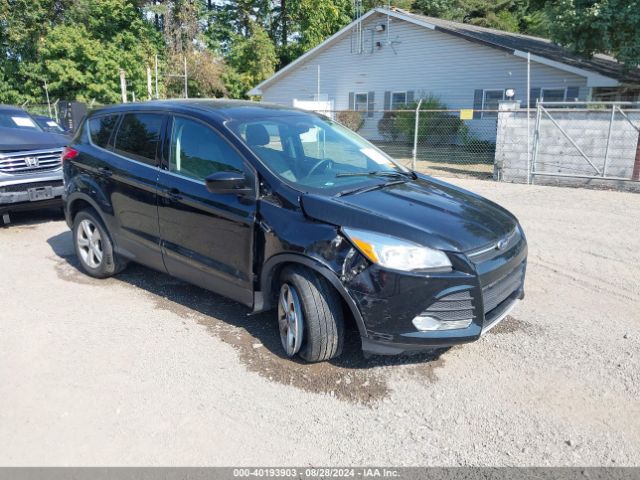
<box><xmin>0</xmin><ymin>105</ymin><xmax>68</xmax><ymax>224</ymax></box>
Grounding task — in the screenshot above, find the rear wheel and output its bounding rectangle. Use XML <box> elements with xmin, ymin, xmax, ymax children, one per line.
<box><xmin>278</xmin><ymin>266</ymin><xmax>345</xmax><ymax>362</ymax></box>
<box><xmin>73</xmin><ymin>209</ymin><xmax>126</xmax><ymax>278</ymax></box>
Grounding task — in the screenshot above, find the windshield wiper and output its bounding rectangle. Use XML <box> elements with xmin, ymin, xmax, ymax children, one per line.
<box><xmin>334</xmin><ymin>170</ymin><xmax>416</xmax><ymax>197</ymax></box>
<box><xmin>336</xmin><ymin>179</ymin><xmax>408</xmax><ymax>197</ymax></box>
<box><xmin>335</xmin><ymin>170</ymin><xmax>414</xmax><ymax>179</ymax></box>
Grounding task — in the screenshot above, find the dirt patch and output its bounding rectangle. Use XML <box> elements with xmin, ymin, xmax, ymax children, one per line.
<box><xmin>488</xmin><ymin>315</ymin><xmax>537</xmax><ymax>335</ymax></box>
<box><xmin>147</xmin><ymin>279</ymin><xmax>448</xmax><ymax>404</ymax></box>
<box><xmin>51</xmin><ymin>254</ymin><xmax>110</xmax><ymax>286</ymax></box>
<box><xmin>150</xmin><ymin>282</ymin><xmax>446</xmax><ymax>404</ymax></box>
<box><xmin>49</xmin><ymin>248</ymin><xmax>445</xmax><ymax>404</ymax></box>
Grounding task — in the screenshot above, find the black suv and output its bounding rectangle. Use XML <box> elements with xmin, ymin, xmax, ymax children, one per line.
<box><xmin>63</xmin><ymin>100</ymin><xmax>527</xmax><ymax>362</ymax></box>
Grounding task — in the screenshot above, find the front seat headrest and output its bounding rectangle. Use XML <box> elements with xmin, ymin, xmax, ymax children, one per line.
<box><xmin>245</xmin><ymin>124</ymin><xmax>270</xmax><ymax>147</ymax></box>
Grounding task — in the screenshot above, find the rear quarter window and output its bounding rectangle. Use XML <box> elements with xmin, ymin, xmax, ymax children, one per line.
<box><xmin>88</xmin><ymin>115</ymin><xmax>119</xmax><ymax>148</ymax></box>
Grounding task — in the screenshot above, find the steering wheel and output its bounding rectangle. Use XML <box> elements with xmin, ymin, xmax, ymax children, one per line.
<box><xmin>305</xmin><ymin>159</ymin><xmax>333</xmax><ymax>178</ymax></box>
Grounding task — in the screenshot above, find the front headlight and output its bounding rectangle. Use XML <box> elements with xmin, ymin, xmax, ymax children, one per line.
<box><xmin>342</xmin><ymin>228</ymin><xmax>452</xmax><ymax>273</ymax></box>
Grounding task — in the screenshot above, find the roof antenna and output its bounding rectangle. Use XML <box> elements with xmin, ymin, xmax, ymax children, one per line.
<box><xmin>352</xmin><ymin>0</ymin><xmax>363</xmax><ymax>54</ymax></box>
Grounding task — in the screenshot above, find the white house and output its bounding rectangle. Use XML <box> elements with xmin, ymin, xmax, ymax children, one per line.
<box><xmin>249</xmin><ymin>7</ymin><xmax>640</xmax><ymax>141</ymax></box>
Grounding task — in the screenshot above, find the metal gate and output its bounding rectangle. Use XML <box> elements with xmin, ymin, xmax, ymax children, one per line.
<box><xmin>531</xmin><ymin>101</ymin><xmax>640</xmax><ymax>183</ymax></box>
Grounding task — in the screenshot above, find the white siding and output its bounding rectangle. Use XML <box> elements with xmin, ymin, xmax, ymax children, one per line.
<box><xmin>259</xmin><ymin>12</ymin><xmax>589</xmax><ymax>140</ymax></box>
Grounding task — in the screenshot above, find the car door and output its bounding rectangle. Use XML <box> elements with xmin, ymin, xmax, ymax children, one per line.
<box><xmin>157</xmin><ymin>115</ymin><xmax>257</xmax><ymax>306</ymax></box>
<box><xmin>105</xmin><ymin>112</ymin><xmax>166</xmax><ymax>271</ymax></box>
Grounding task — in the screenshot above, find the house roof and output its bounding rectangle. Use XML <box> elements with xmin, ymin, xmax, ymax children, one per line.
<box><xmin>249</xmin><ymin>8</ymin><xmax>640</xmax><ymax>95</ymax></box>
<box><xmin>396</xmin><ymin>9</ymin><xmax>640</xmax><ymax>84</ymax></box>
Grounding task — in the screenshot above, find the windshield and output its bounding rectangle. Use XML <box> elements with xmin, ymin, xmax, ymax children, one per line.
<box><xmin>35</xmin><ymin>117</ymin><xmax>65</xmax><ymax>133</ymax></box>
<box><xmin>0</xmin><ymin>111</ymin><xmax>43</xmax><ymax>132</ymax></box>
<box><xmin>227</xmin><ymin>112</ymin><xmax>409</xmax><ymax>194</ymax></box>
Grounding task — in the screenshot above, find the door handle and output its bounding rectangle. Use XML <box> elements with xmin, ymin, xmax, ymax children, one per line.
<box><xmin>165</xmin><ymin>188</ymin><xmax>183</xmax><ymax>201</ymax></box>
<box><xmin>97</xmin><ymin>167</ymin><xmax>113</xmax><ymax>177</ymax></box>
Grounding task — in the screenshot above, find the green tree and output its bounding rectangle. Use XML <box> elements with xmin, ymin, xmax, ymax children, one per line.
<box><xmin>43</xmin><ymin>0</ymin><xmax>160</xmax><ymax>102</ymax></box>
<box><xmin>275</xmin><ymin>0</ymin><xmax>353</xmax><ymax>65</ymax></box>
<box><xmin>362</xmin><ymin>0</ymin><xmax>414</xmax><ymax>9</ymax></box>
<box><xmin>546</xmin><ymin>0</ymin><xmax>640</xmax><ymax>68</ymax></box>
<box><xmin>0</xmin><ymin>0</ymin><xmax>161</xmax><ymax>103</ymax></box>
<box><xmin>156</xmin><ymin>0</ymin><xmax>228</xmax><ymax>98</ymax></box>
<box><xmin>204</xmin><ymin>0</ymin><xmax>272</xmax><ymax>52</ymax></box>
<box><xmin>226</xmin><ymin>21</ymin><xmax>278</xmax><ymax>97</ymax></box>
<box><xmin>0</xmin><ymin>0</ymin><xmax>74</xmax><ymax>102</ymax></box>
<box><xmin>412</xmin><ymin>0</ymin><xmax>545</xmax><ymax>34</ymax></box>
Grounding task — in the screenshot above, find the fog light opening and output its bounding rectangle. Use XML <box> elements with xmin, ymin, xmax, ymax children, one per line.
<box><xmin>412</xmin><ymin>315</ymin><xmax>472</xmax><ymax>331</ymax></box>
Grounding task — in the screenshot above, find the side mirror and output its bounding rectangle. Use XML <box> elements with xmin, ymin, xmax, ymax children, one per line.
<box><xmin>205</xmin><ymin>171</ymin><xmax>252</xmax><ymax>195</ymax></box>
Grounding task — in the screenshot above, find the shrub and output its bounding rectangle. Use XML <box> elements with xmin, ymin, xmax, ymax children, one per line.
<box><xmin>336</xmin><ymin>110</ymin><xmax>364</xmax><ymax>132</ymax></box>
<box><xmin>377</xmin><ymin>111</ymin><xmax>401</xmax><ymax>141</ymax></box>
<box><xmin>463</xmin><ymin>137</ymin><xmax>496</xmax><ymax>155</ymax></box>
<box><xmin>392</xmin><ymin>94</ymin><xmax>466</xmax><ymax>145</ymax></box>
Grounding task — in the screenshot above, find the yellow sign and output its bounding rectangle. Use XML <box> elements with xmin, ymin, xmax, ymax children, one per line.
<box><xmin>460</xmin><ymin>109</ymin><xmax>474</xmax><ymax>120</ymax></box>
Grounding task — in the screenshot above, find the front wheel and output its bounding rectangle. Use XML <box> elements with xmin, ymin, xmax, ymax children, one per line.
<box><xmin>278</xmin><ymin>266</ymin><xmax>345</xmax><ymax>362</ymax></box>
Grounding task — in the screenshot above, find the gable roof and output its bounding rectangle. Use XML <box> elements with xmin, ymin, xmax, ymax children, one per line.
<box><xmin>394</xmin><ymin>9</ymin><xmax>640</xmax><ymax>84</ymax></box>
<box><xmin>250</xmin><ymin>8</ymin><xmax>640</xmax><ymax>95</ymax></box>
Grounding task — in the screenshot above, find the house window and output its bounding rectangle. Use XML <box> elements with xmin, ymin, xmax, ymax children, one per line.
<box><xmin>482</xmin><ymin>89</ymin><xmax>505</xmax><ymax>118</ymax></box>
<box><xmin>354</xmin><ymin>93</ymin><xmax>368</xmax><ymax>112</ymax></box>
<box><xmin>541</xmin><ymin>88</ymin><xmax>566</xmax><ymax>103</ymax></box>
<box><xmin>391</xmin><ymin>92</ymin><xmax>407</xmax><ymax>109</ymax></box>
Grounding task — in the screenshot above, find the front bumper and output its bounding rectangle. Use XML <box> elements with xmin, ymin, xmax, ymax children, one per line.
<box><xmin>0</xmin><ymin>174</ymin><xmax>64</xmax><ymax>211</ymax></box>
<box><xmin>345</xmin><ymin>234</ymin><xmax>528</xmax><ymax>356</ymax></box>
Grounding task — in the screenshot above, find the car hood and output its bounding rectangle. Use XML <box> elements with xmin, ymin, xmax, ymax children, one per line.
<box><xmin>300</xmin><ymin>175</ymin><xmax>518</xmax><ymax>253</ymax></box>
<box><xmin>0</xmin><ymin>127</ymin><xmax>69</xmax><ymax>153</ymax></box>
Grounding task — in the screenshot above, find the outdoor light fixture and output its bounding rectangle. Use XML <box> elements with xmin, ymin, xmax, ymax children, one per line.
<box><xmin>506</xmin><ymin>88</ymin><xmax>515</xmax><ymax>99</ymax></box>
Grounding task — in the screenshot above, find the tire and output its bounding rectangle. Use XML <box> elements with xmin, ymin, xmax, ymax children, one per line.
<box><xmin>72</xmin><ymin>208</ymin><xmax>126</xmax><ymax>278</ymax></box>
<box><xmin>278</xmin><ymin>266</ymin><xmax>345</xmax><ymax>362</ymax></box>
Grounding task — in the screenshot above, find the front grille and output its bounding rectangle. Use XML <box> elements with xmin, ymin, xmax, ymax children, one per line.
<box><xmin>468</xmin><ymin>228</ymin><xmax>521</xmax><ymax>263</ymax></box>
<box><xmin>0</xmin><ymin>180</ymin><xmax>63</xmax><ymax>193</ymax></box>
<box><xmin>0</xmin><ymin>148</ymin><xmax>63</xmax><ymax>175</ymax></box>
<box><xmin>481</xmin><ymin>263</ymin><xmax>525</xmax><ymax>314</ymax></box>
<box><xmin>421</xmin><ymin>290</ymin><xmax>475</xmax><ymax>322</ymax></box>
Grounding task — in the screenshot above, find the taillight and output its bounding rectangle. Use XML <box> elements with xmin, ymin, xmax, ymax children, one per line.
<box><xmin>61</xmin><ymin>146</ymin><xmax>78</xmax><ymax>162</ymax></box>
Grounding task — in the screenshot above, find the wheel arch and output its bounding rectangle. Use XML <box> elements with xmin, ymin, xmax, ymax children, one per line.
<box><xmin>66</xmin><ymin>192</ymin><xmax>108</xmax><ymax>227</ymax></box>
<box><xmin>258</xmin><ymin>253</ymin><xmax>367</xmax><ymax>337</ymax></box>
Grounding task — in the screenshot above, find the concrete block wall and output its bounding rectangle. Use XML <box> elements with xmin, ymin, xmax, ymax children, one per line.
<box><xmin>495</xmin><ymin>108</ymin><xmax>640</xmax><ymax>191</ymax></box>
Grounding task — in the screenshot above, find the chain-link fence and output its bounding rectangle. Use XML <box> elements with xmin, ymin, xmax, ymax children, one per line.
<box><xmin>21</xmin><ymin>101</ymin><xmax>98</xmax><ymax>133</ymax></box>
<box><xmin>324</xmin><ymin>108</ymin><xmax>500</xmax><ymax>179</ymax></box>
<box><xmin>16</xmin><ymin>98</ymin><xmax>640</xmax><ymax>190</ymax></box>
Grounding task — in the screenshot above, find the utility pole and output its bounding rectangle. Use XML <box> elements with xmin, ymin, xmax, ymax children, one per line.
<box><xmin>147</xmin><ymin>67</ymin><xmax>153</xmax><ymax>100</ymax></box>
<box><xmin>183</xmin><ymin>56</ymin><xmax>188</xmax><ymax>99</ymax></box>
<box><xmin>633</xmin><ymin>135</ymin><xmax>640</xmax><ymax>181</ymax></box>
<box><xmin>154</xmin><ymin>54</ymin><xmax>159</xmax><ymax>99</ymax></box>
<box><xmin>43</xmin><ymin>79</ymin><xmax>52</xmax><ymax>118</ymax></box>
<box><xmin>119</xmin><ymin>69</ymin><xmax>127</xmax><ymax>103</ymax></box>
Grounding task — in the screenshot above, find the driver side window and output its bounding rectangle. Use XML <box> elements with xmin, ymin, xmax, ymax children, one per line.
<box><xmin>170</xmin><ymin>117</ymin><xmax>243</xmax><ymax>181</ymax></box>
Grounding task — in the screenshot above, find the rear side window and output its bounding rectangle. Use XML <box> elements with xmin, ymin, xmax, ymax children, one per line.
<box><xmin>88</xmin><ymin>115</ymin><xmax>118</xmax><ymax>148</ymax></box>
<box><xmin>114</xmin><ymin>113</ymin><xmax>163</xmax><ymax>165</ymax></box>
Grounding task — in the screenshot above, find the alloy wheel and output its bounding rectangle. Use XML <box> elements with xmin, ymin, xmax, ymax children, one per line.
<box><xmin>277</xmin><ymin>283</ymin><xmax>304</xmax><ymax>356</ymax></box>
<box><xmin>76</xmin><ymin>219</ymin><xmax>103</xmax><ymax>269</ymax></box>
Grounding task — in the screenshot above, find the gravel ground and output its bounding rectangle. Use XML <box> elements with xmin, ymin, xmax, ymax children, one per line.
<box><xmin>0</xmin><ymin>178</ymin><xmax>639</xmax><ymax>466</ymax></box>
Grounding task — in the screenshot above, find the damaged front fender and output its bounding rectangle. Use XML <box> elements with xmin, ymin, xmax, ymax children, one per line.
<box><xmin>254</xmin><ymin>199</ymin><xmax>370</xmax><ymax>337</ymax></box>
